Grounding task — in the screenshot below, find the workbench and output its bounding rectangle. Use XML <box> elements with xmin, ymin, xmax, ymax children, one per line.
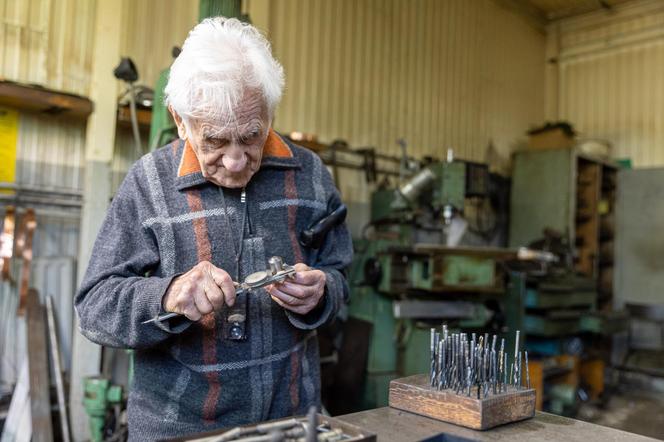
<box><xmin>336</xmin><ymin>407</ymin><xmax>658</xmax><ymax>442</ymax></box>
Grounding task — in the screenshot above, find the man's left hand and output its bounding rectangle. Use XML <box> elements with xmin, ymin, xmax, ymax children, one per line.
<box><xmin>265</xmin><ymin>263</ymin><xmax>326</xmax><ymax>315</ymax></box>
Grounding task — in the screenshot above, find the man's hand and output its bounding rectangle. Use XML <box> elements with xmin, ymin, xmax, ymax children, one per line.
<box><xmin>162</xmin><ymin>261</ymin><xmax>236</xmax><ymax>321</ymax></box>
<box><xmin>265</xmin><ymin>263</ymin><xmax>326</xmax><ymax>315</ymax></box>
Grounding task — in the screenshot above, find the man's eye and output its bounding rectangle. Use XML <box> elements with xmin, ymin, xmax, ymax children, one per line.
<box><xmin>205</xmin><ymin>138</ymin><xmax>226</xmax><ymax>146</ymax></box>
<box><xmin>241</xmin><ymin>131</ymin><xmax>260</xmax><ymax>145</ymax></box>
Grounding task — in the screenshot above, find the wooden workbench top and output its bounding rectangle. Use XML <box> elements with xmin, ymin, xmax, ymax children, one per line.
<box><xmin>336</xmin><ymin>407</ymin><xmax>658</xmax><ymax>442</ymax></box>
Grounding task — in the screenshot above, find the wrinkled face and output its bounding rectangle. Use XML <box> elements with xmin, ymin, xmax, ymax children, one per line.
<box><xmin>171</xmin><ymin>91</ymin><xmax>270</xmax><ymax>188</ymax></box>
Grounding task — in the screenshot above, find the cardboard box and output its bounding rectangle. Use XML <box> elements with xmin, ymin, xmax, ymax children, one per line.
<box><xmin>528</xmin><ymin>126</ymin><xmax>575</xmax><ymax>150</ymax></box>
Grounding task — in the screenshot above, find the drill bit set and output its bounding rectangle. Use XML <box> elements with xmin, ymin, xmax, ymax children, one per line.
<box><xmin>389</xmin><ymin>327</ymin><xmax>536</xmax><ymax>430</ymax></box>
<box><xmin>429</xmin><ymin>326</ymin><xmax>530</xmax><ymax>398</ymax></box>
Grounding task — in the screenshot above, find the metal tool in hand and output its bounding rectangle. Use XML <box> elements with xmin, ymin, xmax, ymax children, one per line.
<box><xmin>142</xmin><ymin>256</ymin><xmax>296</xmax><ymax>325</ymax></box>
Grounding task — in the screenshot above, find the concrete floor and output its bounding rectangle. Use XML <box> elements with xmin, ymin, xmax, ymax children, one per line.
<box><xmin>576</xmin><ymin>362</ymin><xmax>664</xmax><ymax>440</ymax></box>
<box><xmin>579</xmin><ymin>392</ymin><xmax>664</xmax><ymax>440</ymax></box>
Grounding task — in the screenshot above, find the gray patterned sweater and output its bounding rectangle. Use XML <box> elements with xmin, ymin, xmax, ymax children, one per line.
<box><xmin>75</xmin><ymin>130</ymin><xmax>353</xmax><ymax>441</ymax></box>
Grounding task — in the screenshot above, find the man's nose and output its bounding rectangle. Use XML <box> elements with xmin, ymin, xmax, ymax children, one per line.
<box><xmin>222</xmin><ymin>145</ymin><xmax>247</xmax><ymax>173</ymax></box>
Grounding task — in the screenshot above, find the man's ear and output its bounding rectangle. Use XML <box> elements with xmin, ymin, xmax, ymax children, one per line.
<box><xmin>168</xmin><ymin>106</ymin><xmax>188</xmax><ymax>140</ymax></box>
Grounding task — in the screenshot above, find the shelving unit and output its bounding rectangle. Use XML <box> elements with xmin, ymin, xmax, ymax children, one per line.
<box><xmin>510</xmin><ymin>148</ymin><xmax>618</xmax><ymax>308</ymax></box>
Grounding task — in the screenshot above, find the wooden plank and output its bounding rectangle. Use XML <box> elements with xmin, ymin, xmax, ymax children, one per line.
<box><xmin>0</xmin><ymin>358</ymin><xmax>31</xmax><ymax>442</ymax></box>
<box><xmin>0</xmin><ymin>81</ymin><xmax>93</xmax><ymax>120</ymax></box>
<box><xmin>46</xmin><ymin>296</ymin><xmax>71</xmax><ymax>442</ymax></box>
<box><xmin>26</xmin><ymin>289</ymin><xmax>53</xmax><ymax>442</ymax></box>
<box><xmin>388</xmin><ymin>374</ymin><xmax>535</xmax><ymax>430</ymax></box>
<box><xmin>15</xmin><ymin>209</ymin><xmax>36</xmax><ymax>315</ymax></box>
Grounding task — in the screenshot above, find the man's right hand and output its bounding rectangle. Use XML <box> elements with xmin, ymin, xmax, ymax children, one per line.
<box><xmin>162</xmin><ymin>261</ymin><xmax>236</xmax><ymax>321</ymax></box>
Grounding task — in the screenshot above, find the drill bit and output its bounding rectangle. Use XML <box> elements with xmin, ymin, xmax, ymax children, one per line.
<box><xmin>517</xmin><ymin>352</ymin><xmax>523</xmax><ymax>390</ymax></box>
<box><xmin>437</xmin><ymin>340</ymin><xmax>444</xmax><ymax>390</ymax></box>
<box><xmin>525</xmin><ymin>350</ymin><xmax>530</xmax><ymax>389</ymax></box>
<box><xmin>492</xmin><ymin>349</ymin><xmax>497</xmax><ymax>395</ymax></box>
<box><xmin>503</xmin><ymin>353</ymin><xmax>508</xmax><ymax>392</ymax></box>
<box><xmin>430</xmin><ymin>329</ymin><xmax>437</xmax><ymax>387</ymax></box>
<box><xmin>513</xmin><ymin>330</ymin><xmax>520</xmax><ymax>387</ymax></box>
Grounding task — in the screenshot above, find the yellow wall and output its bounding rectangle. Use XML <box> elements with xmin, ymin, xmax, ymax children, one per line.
<box><xmin>547</xmin><ymin>0</ymin><xmax>664</xmax><ymax>167</ymax></box>
<box><xmin>263</xmin><ymin>0</ymin><xmax>546</xmax><ymax>165</ymax></box>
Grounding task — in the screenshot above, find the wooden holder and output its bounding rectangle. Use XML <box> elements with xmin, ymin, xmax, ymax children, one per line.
<box><xmin>389</xmin><ymin>374</ymin><xmax>536</xmax><ymax>430</ymax></box>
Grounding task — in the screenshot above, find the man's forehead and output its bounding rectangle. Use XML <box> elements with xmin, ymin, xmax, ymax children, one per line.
<box><xmin>195</xmin><ymin>115</ymin><xmax>266</xmax><ymax>137</ymax></box>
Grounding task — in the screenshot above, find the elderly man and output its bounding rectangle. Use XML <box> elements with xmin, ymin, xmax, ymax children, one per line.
<box><xmin>75</xmin><ymin>17</ymin><xmax>352</xmax><ymax>440</ymax></box>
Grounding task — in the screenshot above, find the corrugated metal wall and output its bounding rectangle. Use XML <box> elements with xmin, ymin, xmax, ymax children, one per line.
<box><xmin>2</xmin><ymin>0</ymin><xmax>547</xmax><ymax>383</ymax></box>
<box><xmin>550</xmin><ymin>0</ymin><xmax>664</xmax><ymax>167</ymax></box>
<box><xmin>268</xmin><ymin>0</ymin><xmax>545</xmax><ymax>163</ymax></box>
<box><xmin>0</xmin><ymin>0</ymin><xmax>96</xmax><ymax>95</ymax></box>
<box><xmin>120</xmin><ymin>0</ymin><xmax>198</xmax><ymax>90</ymax></box>
<box><xmin>0</xmin><ymin>0</ymin><xmax>197</xmax><ymax>385</ymax></box>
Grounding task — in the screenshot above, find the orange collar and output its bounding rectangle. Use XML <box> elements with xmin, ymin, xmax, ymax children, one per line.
<box><xmin>177</xmin><ymin>128</ymin><xmax>293</xmax><ymax>178</ymax></box>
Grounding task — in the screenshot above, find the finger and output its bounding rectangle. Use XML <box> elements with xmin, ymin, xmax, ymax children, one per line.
<box><xmin>183</xmin><ymin>304</ymin><xmax>202</xmax><ymax>321</ymax></box>
<box><xmin>292</xmin><ymin>263</ymin><xmax>311</xmax><ymax>272</ymax></box>
<box><xmin>209</xmin><ymin>265</ymin><xmax>236</xmax><ymax>307</ymax></box>
<box><xmin>270</xmin><ymin>294</ymin><xmax>288</xmax><ymax>309</ymax></box>
<box><xmin>177</xmin><ymin>283</ymin><xmax>201</xmax><ymax>321</ymax></box>
<box><xmin>274</xmin><ymin>281</ymin><xmax>309</xmax><ymax>299</ymax></box>
<box><xmin>291</xmin><ymin>270</ymin><xmax>324</xmax><ymax>286</ymax></box>
<box><xmin>268</xmin><ymin>285</ymin><xmax>307</xmax><ymax>306</ymax></box>
<box><xmin>203</xmin><ymin>274</ymin><xmax>225</xmax><ymax>310</ymax></box>
<box><xmin>171</xmin><ymin>281</ymin><xmax>193</xmax><ymax>313</ymax></box>
<box><xmin>193</xmin><ymin>286</ymin><xmax>213</xmax><ymax>315</ymax></box>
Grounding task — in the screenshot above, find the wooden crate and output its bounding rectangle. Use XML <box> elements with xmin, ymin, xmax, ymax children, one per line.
<box><xmin>388</xmin><ymin>374</ymin><xmax>536</xmax><ymax>430</ymax></box>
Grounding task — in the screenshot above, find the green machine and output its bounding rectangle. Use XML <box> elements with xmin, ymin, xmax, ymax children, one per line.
<box><xmin>348</xmin><ymin>156</ymin><xmax>533</xmax><ymax>409</ymax></box>
<box><xmin>83</xmin><ymin>377</ymin><xmax>123</xmax><ymax>442</ymax></box>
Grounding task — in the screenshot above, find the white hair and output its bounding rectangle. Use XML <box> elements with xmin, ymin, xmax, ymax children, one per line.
<box><xmin>165</xmin><ymin>17</ymin><xmax>284</xmax><ymax>127</ymax></box>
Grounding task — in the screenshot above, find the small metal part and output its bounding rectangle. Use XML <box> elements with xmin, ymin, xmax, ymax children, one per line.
<box><xmin>245</xmin><ymin>270</ymin><xmax>270</xmax><ymax>286</ymax></box>
<box><xmin>227</xmin><ymin>313</ymin><xmax>246</xmax><ymax>323</ymax></box>
<box><xmin>268</xmin><ymin>256</ymin><xmax>285</xmax><ymax>275</ymax></box>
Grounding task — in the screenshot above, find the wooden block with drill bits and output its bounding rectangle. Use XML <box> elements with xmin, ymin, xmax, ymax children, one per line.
<box><xmin>389</xmin><ymin>327</ymin><xmax>536</xmax><ymax>430</ymax></box>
